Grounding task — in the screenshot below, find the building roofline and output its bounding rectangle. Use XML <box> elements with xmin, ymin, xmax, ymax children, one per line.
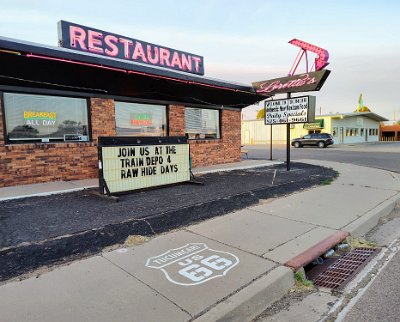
<box><xmin>0</xmin><ymin>35</ymin><xmax>257</xmax><ymax>94</ymax></box>
<box><xmin>317</xmin><ymin>112</ymin><xmax>388</xmax><ymax>122</ymax></box>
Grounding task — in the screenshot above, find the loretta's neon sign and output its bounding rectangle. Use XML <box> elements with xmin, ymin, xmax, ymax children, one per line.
<box><xmin>252</xmin><ymin>69</ymin><xmax>330</xmax><ymax>95</ymax></box>
<box><xmin>58</xmin><ymin>21</ymin><xmax>204</xmax><ymax>76</ymax></box>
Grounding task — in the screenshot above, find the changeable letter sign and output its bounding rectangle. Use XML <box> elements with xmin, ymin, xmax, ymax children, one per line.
<box><xmin>265</xmin><ymin>96</ymin><xmax>316</xmax><ymax>125</ymax></box>
<box><xmin>98</xmin><ymin>136</ymin><xmax>190</xmax><ymax>194</ymax></box>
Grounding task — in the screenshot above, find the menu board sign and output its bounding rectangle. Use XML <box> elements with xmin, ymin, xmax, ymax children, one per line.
<box><xmin>265</xmin><ymin>96</ymin><xmax>316</xmax><ymax>125</ymax></box>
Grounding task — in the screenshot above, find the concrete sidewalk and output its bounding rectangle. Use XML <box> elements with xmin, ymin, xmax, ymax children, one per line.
<box><xmin>0</xmin><ymin>160</ymin><xmax>399</xmax><ymax>322</ymax></box>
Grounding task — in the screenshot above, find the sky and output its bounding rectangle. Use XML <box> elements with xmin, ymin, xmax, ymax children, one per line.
<box><xmin>0</xmin><ymin>0</ymin><xmax>399</xmax><ymax>120</ymax></box>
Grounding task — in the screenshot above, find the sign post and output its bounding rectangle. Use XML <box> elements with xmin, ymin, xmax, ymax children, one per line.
<box><xmin>286</xmin><ymin>93</ymin><xmax>291</xmax><ymax>171</ymax></box>
<box><xmin>254</xmin><ymin>38</ymin><xmax>330</xmax><ymax>170</ymax></box>
<box><xmin>264</xmin><ymin>95</ymin><xmax>316</xmax><ymax>170</ymax></box>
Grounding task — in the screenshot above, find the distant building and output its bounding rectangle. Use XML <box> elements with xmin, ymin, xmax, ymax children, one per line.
<box><xmin>242</xmin><ymin>112</ymin><xmax>388</xmax><ymax>145</ymax></box>
<box><xmin>242</xmin><ymin>95</ymin><xmax>388</xmax><ymax>145</ymax></box>
<box><xmin>380</xmin><ymin>121</ymin><xmax>400</xmax><ymax>141</ymax></box>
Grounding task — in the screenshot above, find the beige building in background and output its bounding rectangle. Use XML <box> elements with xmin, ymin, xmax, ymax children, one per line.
<box><xmin>242</xmin><ymin>112</ymin><xmax>387</xmax><ymax>145</ymax></box>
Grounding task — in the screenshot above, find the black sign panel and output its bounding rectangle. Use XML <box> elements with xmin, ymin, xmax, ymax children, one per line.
<box><xmin>252</xmin><ymin>69</ymin><xmax>330</xmax><ymax>95</ymax></box>
<box><xmin>58</xmin><ymin>21</ymin><xmax>204</xmax><ymax>76</ymax></box>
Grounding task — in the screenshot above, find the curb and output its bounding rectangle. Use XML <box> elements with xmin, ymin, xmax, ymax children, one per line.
<box><xmin>193</xmin><ymin>266</ymin><xmax>294</xmax><ymax>322</ymax></box>
<box><xmin>342</xmin><ymin>193</ymin><xmax>400</xmax><ymax>236</ymax></box>
<box><xmin>283</xmin><ymin>194</ymin><xmax>400</xmax><ymax>271</ymax></box>
<box><xmin>285</xmin><ymin>231</ymin><xmax>349</xmax><ymax>271</ymax></box>
<box><xmin>0</xmin><ymin>186</ymin><xmax>98</xmax><ymax>202</ymax></box>
<box><xmin>193</xmin><ymin>162</ymin><xmax>283</xmax><ymax>175</ymax></box>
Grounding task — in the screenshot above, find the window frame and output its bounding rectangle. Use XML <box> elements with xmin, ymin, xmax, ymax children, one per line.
<box><xmin>114</xmin><ymin>100</ymin><xmax>169</xmax><ymax>137</ymax></box>
<box><xmin>184</xmin><ymin>107</ymin><xmax>221</xmax><ymax>140</ymax></box>
<box><xmin>1</xmin><ymin>91</ymin><xmax>92</xmax><ymax>145</ymax></box>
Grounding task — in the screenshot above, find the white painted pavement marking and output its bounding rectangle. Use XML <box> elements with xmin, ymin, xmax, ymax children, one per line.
<box><xmin>145</xmin><ymin>243</ymin><xmax>239</xmax><ymax>286</ymax></box>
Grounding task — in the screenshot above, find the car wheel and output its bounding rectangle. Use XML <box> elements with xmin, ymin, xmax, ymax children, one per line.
<box><xmin>318</xmin><ymin>141</ymin><xmax>326</xmax><ymax>148</ymax></box>
<box><xmin>294</xmin><ymin>141</ymin><xmax>301</xmax><ymax>148</ymax></box>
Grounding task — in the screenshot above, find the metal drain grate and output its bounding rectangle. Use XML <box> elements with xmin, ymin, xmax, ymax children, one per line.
<box><xmin>312</xmin><ymin>247</ymin><xmax>380</xmax><ymax>290</ymax></box>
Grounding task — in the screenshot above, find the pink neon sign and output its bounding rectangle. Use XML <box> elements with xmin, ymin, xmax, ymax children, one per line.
<box><xmin>58</xmin><ymin>21</ymin><xmax>204</xmax><ymax>76</ymax></box>
<box><xmin>252</xmin><ymin>70</ymin><xmax>331</xmax><ymax>95</ymax></box>
<box><xmin>288</xmin><ymin>39</ymin><xmax>329</xmax><ymax>71</ymax></box>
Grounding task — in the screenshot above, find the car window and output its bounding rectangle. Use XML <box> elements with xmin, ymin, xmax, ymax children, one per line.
<box><xmin>311</xmin><ymin>134</ymin><xmax>319</xmax><ymax>138</ymax></box>
<box><xmin>303</xmin><ymin>135</ymin><xmax>311</xmax><ymax>139</ymax></box>
<box><xmin>321</xmin><ymin>134</ymin><xmax>329</xmax><ymax>138</ymax></box>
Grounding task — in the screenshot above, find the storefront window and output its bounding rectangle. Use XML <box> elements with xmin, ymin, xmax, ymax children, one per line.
<box><xmin>355</xmin><ymin>128</ymin><xmax>359</xmax><ymax>136</ymax></box>
<box><xmin>185</xmin><ymin>107</ymin><xmax>220</xmax><ymax>139</ymax></box>
<box><xmin>3</xmin><ymin>92</ymin><xmax>89</xmax><ymax>143</ymax></box>
<box><xmin>115</xmin><ymin>102</ymin><xmax>167</xmax><ymax>136</ymax></box>
<box><xmin>361</xmin><ymin>128</ymin><xmax>364</xmax><ymax>136</ymax></box>
<box><xmin>332</xmin><ymin>127</ymin><xmax>338</xmax><ymax>136</ymax></box>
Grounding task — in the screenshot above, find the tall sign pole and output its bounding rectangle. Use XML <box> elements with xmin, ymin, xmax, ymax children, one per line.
<box><xmin>254</xmin><ymin>39</ymin><xmax>330</xmax><ymax>171</ymax></box>
<box><xmin>270</xmin><ymin>124</ymin><xmax>273</xmax><ymax>160</ymax></box>
<box><xmin>286</xmin><ymin>93</ymin><xmax>291</xmax><ymax>171</ymax></box>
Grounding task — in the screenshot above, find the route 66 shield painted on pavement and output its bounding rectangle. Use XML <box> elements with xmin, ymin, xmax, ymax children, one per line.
<box><xmin>145</xmin><ymin>243</ymin><xmax>239</xmax><ymax>286</ymax></box>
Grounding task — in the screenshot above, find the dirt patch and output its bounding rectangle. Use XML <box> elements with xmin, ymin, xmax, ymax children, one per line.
<box><xmin>124</xmin><ymin>235</ymin><xmax>150</xmax><ymax>247</ymax></box>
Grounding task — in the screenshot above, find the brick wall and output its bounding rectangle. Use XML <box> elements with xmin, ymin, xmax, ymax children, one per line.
<box><xmin>0</xmin><ymin>97</ymin><xmax>115</xmax><ymax>187</ymax></box>
<box><xmin>0</xmin><ymin>99</ymin><xmax>241</xmax><ymax>187</ymax></box>
<box><xmin>168</xmin><ymin>106</ymin><xmax>241</xmax><ymax>167</ymax></box>
<box><xmin>168</xmin><ymin>105</ymin><xmax>185</xmax><ymax>136</ymax></box>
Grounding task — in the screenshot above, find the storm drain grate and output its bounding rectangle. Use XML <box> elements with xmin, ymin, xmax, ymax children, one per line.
<box><xmin>312</xmin><ymin>247</ymin><xmax>380</xmax><ymax>290</ymax></box>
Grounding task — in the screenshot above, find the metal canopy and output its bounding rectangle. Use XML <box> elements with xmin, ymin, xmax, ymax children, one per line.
<box><xmin>0</xmin><ymin>36</ymin><xmax>266</xmax><ymax>109</ymax></box>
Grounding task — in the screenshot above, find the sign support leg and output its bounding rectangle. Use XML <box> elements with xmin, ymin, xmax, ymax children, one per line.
<box><xmin>286</xmin><ymin>93</ymin><xmax>291</xmax><ymax>171</ymax></box>
<box><xmin>270</xmin><ymin>125</ymin><xmax>273</xmax><ymax>160</ymax></box>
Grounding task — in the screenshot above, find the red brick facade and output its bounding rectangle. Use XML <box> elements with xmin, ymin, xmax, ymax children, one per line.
<box><xmin>0</xmin><ymin>97</ymin><xmax>241</xmax><ymax>187</ymax></box>
<box><xmin>187</xmin><ymin>109</ymin><xmax>241</xmax><ymax>167</ymax></box>
<box><xmin>0</xmin><ymin>97</ymin><xmax>115</xmax><ymax>187</ymax></box>
<box><xmin>168</xmin><ymin>105</ymin><xmax>241</xmax><ymax>167</ymax></box>
<box><xmin>168</xmin><ymin>105</ymin><xmax>185</xmax><ymax>136</ymax></box>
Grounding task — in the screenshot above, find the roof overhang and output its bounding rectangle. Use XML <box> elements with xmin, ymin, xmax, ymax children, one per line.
<box><xmin>0</xmin><ymin>36</ymin><xmax>267</xmax><ymax>109</ymax></box>
<box><xmin>326</xmin><ymin>112</ymin><xmax>388</xmax><ymax>122</ymax></box>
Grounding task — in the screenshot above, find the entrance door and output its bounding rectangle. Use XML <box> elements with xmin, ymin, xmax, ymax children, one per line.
<box><xmin>339</xmin><ymin>127</ymin><xmax>344</xmax><ymax>143</ymax></box>
<box><xmin>365</xmin><ymin>129</ymin><xmax>368</xmax><ymax>142</ymax></box>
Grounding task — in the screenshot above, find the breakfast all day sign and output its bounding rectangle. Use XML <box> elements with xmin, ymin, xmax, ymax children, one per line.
<box><xmin>98</xmin><ymin>137</ymin><xmax>190</xmax><ymax>194</ymax></box>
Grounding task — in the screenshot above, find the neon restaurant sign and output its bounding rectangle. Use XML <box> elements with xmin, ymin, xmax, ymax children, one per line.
<box><xmin>252</xmin><ymin>69</ymin><xmax>331</xmax><ymax>95</ymax></box>
<box><xmin>58</xmin><ymin>20</ymin><xmax>205</xmax><ymax>75</ymax></box>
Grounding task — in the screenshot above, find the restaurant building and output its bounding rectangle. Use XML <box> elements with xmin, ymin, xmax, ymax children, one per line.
<box><xmin>0</xmin><ymin>22</ymin><xmax>265</xmax><ymax>188</ymax></box>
